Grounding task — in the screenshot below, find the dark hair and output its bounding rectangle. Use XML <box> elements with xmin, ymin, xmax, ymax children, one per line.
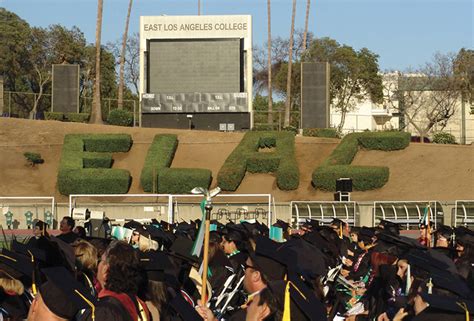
<box><xmin>74</xmin><ymin>226</ymin><xmax>87</xmax><ymax>239</ymax></box>
<box><xmin>146</xmin><ymin>280</ymin><xmax>167</xmax><ymax>312</ymax></box>
<box><xmin>62</xmin><ymin>216</ymin><xmax>75</xmax><ymax>229</ymax></box>
<box><xmin>258</xmin><ymin>287</ymin><xmax>282</xmax><ymax>321</ymax></box>
<box><xmin>104</xmin><ymin>241</ymin><xmax>141</xmax><ymax>295</ymax></box>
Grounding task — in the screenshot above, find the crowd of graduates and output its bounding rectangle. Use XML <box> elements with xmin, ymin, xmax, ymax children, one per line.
<box><xmin>0</xmin><ymin>214</ymin><xmax>472</xmax><ymax>321</ymax></box>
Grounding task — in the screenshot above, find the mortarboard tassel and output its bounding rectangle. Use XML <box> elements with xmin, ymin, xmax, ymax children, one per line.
<box><xmin>426</xmin><ymin>278</ymin><xmax>433</xmax><ymax>294</ymax></box>
<box><xmin>75</xmin><ymin>289</ymin><xmax>95</xmax><ymax>321</ymax></box>
<box><xmin>339</xmin><ymin>224</ymin><xmax>343</xmax><ymax>239</ymax></box>
<box><xmin>27</xmin><ymin>250</ymin><xmax>37</xmax><ymax>296</ymax></box>
<box><xmin>282</xmin><ymin>281</ymin><xmax>291</xmax><ymax>321</ymax></box>
<box><xmin>456</xmin><ymin>301</ymin><xmax>469</xmax><ymax>321</ymax></box>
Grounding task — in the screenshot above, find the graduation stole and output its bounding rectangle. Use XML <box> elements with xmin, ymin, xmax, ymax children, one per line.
<box><xmin>282</xmin><ymin>280</ymin><xmax>306</xmax><ymax>321</ymax></box>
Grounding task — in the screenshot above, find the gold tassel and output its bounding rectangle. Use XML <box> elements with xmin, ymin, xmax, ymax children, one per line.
<box><xmin>282</xmin><ymin>281</ymin><xmax>291</xmax><ymax>321</ymax></box>
<box><xmin>27</xmin><ymin>250</ymin><xmax>37</xmax><ymax>296</ymax></box>
<box><xmin>75</xmin><ymin>289</ymin><xmax>95</xmax><ymax>321</ymax></box>
<box><xmin>456</xmin><ymin>302</ymin><xmax>469</xmax><ymax>321</ymax></box>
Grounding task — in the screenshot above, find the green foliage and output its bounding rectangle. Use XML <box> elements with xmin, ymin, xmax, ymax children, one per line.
<box><xmin>357</xmin><ymin>132</ymin><xmax>411</xmax><ymax>150</ymax></box>
<box><xmin>313</xmin><ymin>132</ymin><xmax>409</xmax><ymax>191</ymax></box>
<box><xmin>252</xmin><ymin>124</ymin><xmax>277</xmax><ymax>131</ymax></box>
<box><xmin>313</xmin><ymin>165</ymin><xmax>389</xmax><ymax>191</ymax></box>
<box><xmin>217</xmin><ymin>131</ymin><xmax>299</xmax><ymax>191</ymax></box>
<box><xmin>432</xmin><ymin>132</ymin><xmax>456</xmax><ymax>144</ymax></box>
<box><xmin>140</xmin><ymin>135</ymin><xmax>178</xmax><ymax>192</ymax></box>
<box><xmin>282</xmin><ymin>126</ymin><xmax>298</xmax><ymax>134</ymax></box>
<box><xmin>158</xmin><ymin>168</ymin><xmax>212</xmax><ymax>194</ymax></box>
<box><xmin>24</xmin><ymin>152</ymin><xmax>44</xmax><ymax>166</ymax></box>
<box><xmin>82</xmin><ymin>134</ymin><xmax>132</xmax><ymax>152</ymax></box>
<box><xmin>140</xmin><ymin>134</ymin><xmax>211</xmax><ymax>193</ymax></box>
<box><xmin>107</xmin><ymin>109</ymin><xmax>134</xmax><ymax>127</ymax></box>
<box><xmin>58</xmin><ymin>169</ymin><xmax>131</xmax><ymax>195</ymax></box>
<box><xmin>65</xmin><ymin>113</ymin><xmax>90</xmax><ymax>123</ymax></box>
<box><xmin>44</xmin><ymin>112</ymin><xmax>64</xmax><ymax>121</ymax></box>
<box><xmin>57</xmin><ymin>134</ymin><xmax>132</xmax><ymax>195</ymax></box>
<box><xmin>303</xmin><ymin>128</ymin><xmax>339</xmax><ymax>138</ymax></box>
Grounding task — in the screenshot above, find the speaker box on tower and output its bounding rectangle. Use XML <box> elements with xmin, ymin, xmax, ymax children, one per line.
<box><xmin>336</xmin><ymin>178</ymin><xmax>353</xmax><ymax>193</ymax></box>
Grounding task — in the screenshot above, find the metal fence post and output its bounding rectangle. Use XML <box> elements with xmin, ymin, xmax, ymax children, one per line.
<box><xmin>8</xmin><ymin>92</ymin><xmax>11</xmax><ymax>117</ymax></box>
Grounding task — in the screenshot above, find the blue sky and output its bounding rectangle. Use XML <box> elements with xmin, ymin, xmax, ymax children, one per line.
<box><xmin>1</xmin><ymin>0</ymin><xmax>472</xmax><ymax>71</ymax></box>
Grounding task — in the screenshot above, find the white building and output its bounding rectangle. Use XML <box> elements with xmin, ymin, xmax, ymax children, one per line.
<box><xmin>330</xmin><ymin>73</ymin><xmax>474</xmax><ymax>144</ymax></box>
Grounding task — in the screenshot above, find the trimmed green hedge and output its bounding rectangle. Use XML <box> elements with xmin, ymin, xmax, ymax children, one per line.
<box><xmin>312</xmin><ymin>132</ymin><xmax>409</xmax><ymax>191</ymax></box>
<box><xmin>357</xmin><ymin>132</ymin><xmax>411</xmax><ymax>150</ymax></box>
<box><xmin>65</xmin><ymin>113</ymin><xmax>90</xmax><ymax>123</ymax></box>
<box><xmin>44</xmin><ymin>112</ymin><xmax>64</xmax><ymax>121</ymax></box>
<box><xmin>217</xmin><ymin>131</ymin><xmax>299</xmax><ymax>191</ymax></box>
<box><xmin>140</xmin><ymin>134</ymin><xmax>178</xmax><ymax>192</ymax></box>
<box><xmin>303</xmin><ymin>128</ymin><xmax>339</xmax><ymax>138</ymax></box>
<box><xmin>57</xmin><ymin>134</ymin><xmax>132</xmax><ymax>195</ymax></box>
<box><xmin>140</xmin><ymin>134</ymin><xmax>212</xmax><ymax>193</ymax></box>
<box><xmin>158</xmin><ymin>168</ymin><xmax>212</xmax><ymax>194</ymax></box>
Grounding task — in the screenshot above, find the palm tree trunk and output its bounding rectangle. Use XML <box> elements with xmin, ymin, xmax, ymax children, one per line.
<box><xmin>267</xmin><ymin>0</ymin><xmax>273</xmax><ymax>125</ymax></box>
<box><xmin>284</xmin><ymin>0</ymin><xmax>297</xmax><ymax>128</ymax></box>
<box><xmin>303</xmin><ymin>0</ymin><xmax>311</xmax><ymax>51</ymax></box>
<box><xmin>91</xmin><ymin>0</ymin><xmax>104</xmax><ymax>124</ymax></box>
<box><xmin>118</xmin><ymin>0</ymin><xmax>133</xmax><ymax>110</ymax></box>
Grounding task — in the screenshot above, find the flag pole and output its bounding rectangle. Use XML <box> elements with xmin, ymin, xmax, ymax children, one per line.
<box><xmin>201</xmin><ymin>201</ymin><xmax>212</xmax><ymax>303</ymax></box>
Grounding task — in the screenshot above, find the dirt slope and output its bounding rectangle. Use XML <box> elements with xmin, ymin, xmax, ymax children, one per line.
<box><xmin>0</xmin><ymin>118</ymin><xmax>472</xmax><ymax>202</ymax></box>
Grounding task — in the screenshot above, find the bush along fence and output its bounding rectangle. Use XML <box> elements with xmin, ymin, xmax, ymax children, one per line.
<box><xmin>218</xmin><ymin>131</ymin><xmax>299</xmax><ymax>191</ymax></box>
<box><xmin>312</xmin><ymin>131</ymin><xmax>411</xmax><ymax>191</ymax></box>
<box><xmin>140</xmin><ymin>134</ymin><xmax>212</xmax><ymax>194</ymax></box>
<box><xmin>57</xmin><ymin>134</ymin><xmax>132</xmax><ymax>195</ymax></box>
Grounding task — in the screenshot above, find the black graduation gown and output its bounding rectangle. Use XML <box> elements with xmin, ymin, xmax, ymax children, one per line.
<box><xmin>209</xmin><ymin>250</ymin><xmax>233</xmax><ymax>295</ymax></box>
<box><xmin>407</xmin><ymin>307</ymin><xmax>466</xmax><ymax>321</ymax></box>
<box><xmin>0</xmin><ymin>292</ymin><xmax>29</xmax><ymax>321</ymax></box>
<box><xmin>228</xmin><ymin>252</ymin><xmax>247</xmax><ymax>274</ymax></box>
<box><xmin>56</xmin><ymin>231</ymin><xmax>79</xmax><ymax>244</ymax></box>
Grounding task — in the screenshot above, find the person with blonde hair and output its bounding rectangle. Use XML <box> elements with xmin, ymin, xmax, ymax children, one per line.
<box><xmin>0</xmin><ymin>270</ymin><xmax>28</xmax><ymax>321</ymax></box>
<box><xmin>73</xmin><ymin>239</ymin><xmax>98</xmax><ymax>297</ymax></box>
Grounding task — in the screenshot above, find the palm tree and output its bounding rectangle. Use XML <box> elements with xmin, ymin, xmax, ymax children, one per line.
<box><xmin>284</xmin><ymin>0</ymin><xmax>297</xmax><ymax>128</ymax></box>
<box><xmin>118</xmin><ymin>0</ymin><xmax>133</xmax><ymax>109</ymax></box>
<box><xmin>303</xmin><ymin>0</ymin><xmax>311</xmax><ymax>51</ymax></box>
<box><xmin>267</xmin><ymin>0</ymin><xmax>273</xmax><ymax>125</ymax></box>
<box><xmin>90</xmin><ymin>0</ymin><xmax>104</xmax><ymax>124</ymax></box>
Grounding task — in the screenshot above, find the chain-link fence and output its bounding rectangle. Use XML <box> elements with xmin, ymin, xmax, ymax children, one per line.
<box><xmin>1</xmin><ymin>91</ymin><xmax>139</xmax><ymax>126</ymax></box>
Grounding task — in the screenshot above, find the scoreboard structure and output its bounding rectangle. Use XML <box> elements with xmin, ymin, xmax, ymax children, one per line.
<box><xmin>139</xmin><ymin>15</ymin><xmax>253</xmax><ymax>130</ymax></box>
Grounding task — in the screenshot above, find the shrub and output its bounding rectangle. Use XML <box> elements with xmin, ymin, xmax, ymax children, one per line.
<box><xmin>312</xmin><ymin>131</ymin><xmax>409</xmax><ymax>191</ymax></box>
<box><xmin>65</xmin><ymin>113</ymin><xmax>90</xmax><ymax>123</ymax></box>
<box><xmin>44</xmin><ymin>112</ymin><xmax>64</xmax><ymax>121</ymax></box>
<box><xmin>303</xmin><ymin>128</ymin><xmax>339</xmax><ymax>138</ymax></box>
<box><xmin>107</xmin><ymin>109</ymin><xmax>134</xmax><ymax>127</ymax></box>
<box><xmin>432</xmin><ymin>132</ymin><xmax>456</xmax><ymax>144</ymax></box>
<box><xmin>58</xmin><ymin>169</ymin><xmax>131</xmax><ymax>195</ymax></box>
<box><xmin>357</xmin><ymin>132</ymin><xmax>411</xmax><ymax>150</ymax></box>
<box><xmin>282</xmin><ymin>126</ymin><xmax>298</xmax><ymax>134</ymax></box>
<box><xmin>57</xmin><ymin>134</ymin><xmax>132</xmax><ymax>195</ymax></box>
<box><xmin>217</xmin><ymin>131</ymin><xmax>299</xmax><ymax>191</ymax></box>
<box><xmin>24</xmin><ymin>152</ymin><xmax>44</xmax><ymax>166</ymax></box>
<box><xmin>158</xmin><ymin>168</ymin><xmax>212</xmax><ymax>194</ymax></box>
<box><xmin>140</xmin><ymin>135</ymin><xmax>178</xmax><ymax>192</ymax></box>
<box><xmin>82</xmin><ymin>134</ymin><xmax>132</xmax><ymax>152</ymax></box>
<box><xmin>252</xmin><ymin>124</ymin><xmax>277</xmax><ymax>131</ymax></box>
<box><xmin>313</xmin><ymin>165</ymin><xmax>389</xmax><ymax>191</ymax></box>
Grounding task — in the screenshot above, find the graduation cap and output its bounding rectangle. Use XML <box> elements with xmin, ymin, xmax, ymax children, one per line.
<box><xmin>279</xmin><ymin>238</ymin><xmax>327</xmax><ymax>280</ymax></box>
<box><xmin>169</xmin><ymin>236</ymin><xmax>200</xmax><ymax>265</ymax></box>
<box><xmin>123</xmin><ymin>220</ymin><xmax>143</xmax><ymax>231</ymax></box>
<box><xmin>433</xmin><ymin>225</ymin><xmax>454</xmax><ymax>239</ymax></box>
<box><xmin>139</xmin><ymin>251</ymin><xmax>180</xmax><ymax>288</ymax></box>
<box><xmin>0</xmin><ymin>249</ymin><xmax>34</xmax><ymax>280</ymax></box>
<box><xmin>377</xmin><ymin>219</ymin><xmax>400</xmax><ymax>235</ymax></box>
<box><xmin>250</xmin><ymin>236</ymin><xmax>286</xmax><ymax>282</ymax></box>
<box><xmin>39</xmin><ymin>266</ymin><xmax>97</xmax><ymax>320</ymax></box>
<box><xmin>301</xmin><ymin>219</ymin><xmax>321</xmax><ymax>229</ymax></box>
<box><xmin>11</xmin><ymin>239</ymin><xmax>47</xmax><ymax>263</ymax></box>
<box><xmin>404</xmin><ymin>249</ymin><xmax>471</xmax><ymax>298</ymax></box>
<box><xmin>358</xmin><ymin>227</ymin><xmax>376</xmax><ymax>243</ymax></box>
<box><xmin>419</xmin><ymin>292</ymin><xmax>474</xmax><ymax>315</ymax></box>
<box><xmin>267</xmin><ymin>279</ymin><xmax>327</xmax><ymax>321</ymax></box>
<box><xmin>273</xmin><ymin>219</ymin><xmax>290</xmax><ymax>232</ymax></box>
<box><xmin>456</xmin><ymin>232</ymin><xmax>474</xmax><ymax>247</ymax></box>
<box><xmin>375</xmin><ymin>231</ymin><xmax>424</xmax><ymax>257</ymax></box>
